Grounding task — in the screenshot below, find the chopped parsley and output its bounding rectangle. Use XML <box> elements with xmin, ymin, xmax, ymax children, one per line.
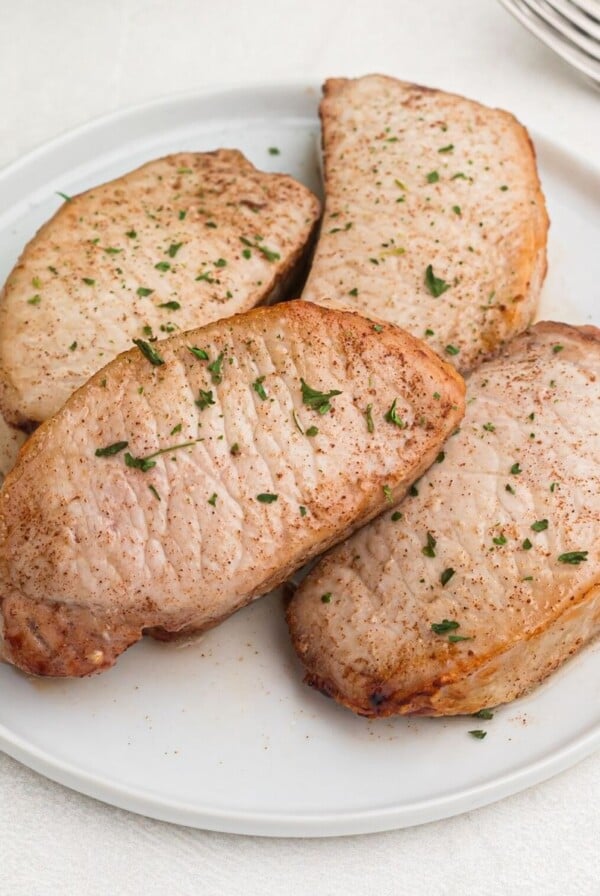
<box><xmin>95</xmin><ymin>441</ymin><xmax>129</xmax><ymax>457</ymax></box>
<box><xmin>27</xmin><ymin>295</ymin><xmax>41</xmax><ymax>305</ymax></box>
<box><xmin>214</xmin><ymin>258</ymin><xmax>227</xmax><ymax>268</ymax></box>
<box><xmin>69</xmin><ymin>341</ymin><xmax>78</xmax><ymax>351</ymax></box>
<box><xmin>440</xmin><ymin>567</ymin><xmax>455</xmax><ymax>586</ymax></box>
<box><xmin>82</xmin><ymin>277</ymin><xmax>95</xmax><ymax>286</ymax></box>
<box><xmin>426</xmin><ymin>171</ymin><xmax>440</xmax><ymax>184</ymax></box>
<box><xmin>148</xmin><ymin>485</ymin><xmax>161</xmax><ymax>501</ymax></box>
<box><xmin>299</xmin><ymin>505</ymin><xmax>307</xmax><ymax>516</ymax></box>
<box><xmin>510</xmin><ymin>462</ymin><xmax>522</xmax><ymax>475</ymax></box>
<box><xmin>391</xmin><ymin>511</ymin><xmax>403</xmax><ymax>522</ymax></box>
<box><xmin>448</xmin><ymin>634</ymin><xmax>472</xmax><ymax>643</ymax></box>
<box><xmin>208</xmin><ymin>493</ymin><xmax>218</xmax><ymax>507</ymax></box>
<box><xmin>493</xmin><ymin>534</ymin><xmax>507</xmax><ymax>546</ymax></box>
<box><xmin>436</xmin><ymin>451</ymin><xmax>445</xmax><ymax>463</ymax></box>
<box><xmin>522</xmin><ymin>538</ymin><xmax>533</xmax><ymax>551</ymax></box>
<box><xmin>431</xmin><ymin>619</ymin><xmax>459</xmax><ymax>634</ymax></box>
<box><xmin>268</xmin><ymin>147</ymin><xmax>280</xmax><ymax>155</ymax></box>
<box><xmin>365</xmin><ymin>404</ymin><xmax>375</xmax><ymax>433</ymax></box>
<box><xmin>170</xmin><ymin>423</ymin><xmax>182</xmax><ymax>436</ymax></box>
<box><xmin>321</xmin><ymin>593</ymin><xmax>332</xmax><ymax>604</ymax></box>
<box><xmin>178</xmin><ymin>210</ymin><xmax>187</xmax><ymax>220</ymax></box>
<box><xmin>300</xmin><ymin>378</ymin><xmax>342</xmax><ymax>414</ymax></box>
<box><xmin>167</xmin><ymin>242</ymin><xmax>183</xmax><ymax>258</ymax></box>
<box><xmin>384</xmin><ymin>399</ymin><xmax>405</xmax><ymax>428</ymax></box>
<box><xmin>468</xmin><ymin>730</ymin><xmax>487</xmax><ymax>740</ymax></box>
<box><xmin>438</xmin><ymin>144</ymin><xmax>454</xmax><ymax>153</ymax></box>
<box><xmin>452</xmin><ymin>205</ymin><xmax>461</xmax><ymax>216</ymax></box>
<box><xmin>242</xmin><ymin>248</ymin><xmax>252</xmax><ymax>259</ymax></box>
<box><xmin>252</xmin><ymin>376</ymin><xmax>267</xmax><ymax>400</ymax></box>
<box><xmin>422</xmin><ymin>531</ymin><xmax>436</xmax><ymax>557</ymax></box>
<box><xmin>256</xmin><ymin>493</ymin><xmax>278</xmax><ymax>504</ymax></box>
<box><xmin>207</xmin><ymin>352</ymin><xmax>224</xmax><ymax>384</ymax></box>
<box><xmin>188</xmin><ymin>345</ymin><xmax>209</xmax><ymax>361</ymax></box>
<box><xmin>230</xmin><ymin>442</ymin><xmax>241</xmax><ymax>456</ymax></box>
<box><xmin>445</xmin><ymin>344</ymin><xmax>460</xmax><ymax>356</ymax></box>
<box><xmin>196</xmin><ymin>389</ymin><xmax>215</xmax><ymax>410</ymax></box>
<box><xmin>306</xmin><ymin>425</ymin><xmax>319</xmax><ymax>437</ymax></box>
<box><xmin>132</xmin><ymin>338</ymin><xmax>164</xmax><ymax>366</ymax></box>
<box><xmin>104</xmin><ymin>247</ymin><xmax>122</xmax><ymax>255</ymax></box>
<box><xmin>158</xmin><ymin>301</ymin><xmax>181</xmax><ymax>310</ymax></box>
<box><xmin>349</xmin><ymin>287</ymin><xmax>359</xmax><ymax>297</ymax></box>
<box><xmin>373</xmin><ymin>324</ymin><xmax>383</xmax><ymax>333</ymax></box>
<box><xmin>125</xmin><ymin>439</ymin><xmax>199</xmax><ymax>472</ymax></box>
<box><xmin>506</xmin><ymin>483</ymin><xmax>516</xmax><ymax>494</ymax></box>
<box><xmin>126</xmin><ymin>230</ymin><xmax>137</xmax><ymax>239</ymax></box>
<box><xmin>56</xmin><ymin>191</ymin><xmax>71</xmax><ymax>202</ymax></box>
<box><xmin>136</xmin><ymin>287</ymin><xmax>154</xmax><ymax>297</ymax></box>
<box><xmin>473</xmin><ymin>709</ymin><xmax>494</xmax><ymax>720</ymax></box>
<box><xmin>383</xmin><ymin>485</ymin><xmax>393</xmax><ymax>503</ymax></box>
<box><xmin>483</xmin><ymin>422</ymin><xmax>495</xmax><ymax>432</ymax></box>
<box><xmin>425</xmin><ymin>264</ymin><xmax>450</xmax><ymax>297</ymax></box>
<box><xmin>155</xmin><ymin>261</ymin><xmax>171</xmax><ymax>272</ymax></box>
<box><xmin>531</xmin><ymin>519</ymin><xmax>548</xmax><ymax>532</ymax></box>
<box><xmin>558</xmin><ymin>551</ymin><xmax>588</xmax><ymax>565</ymax></box>
<box><xmin>552</xmin><ymin>344</ymin><xmax>564</xmax><ymax>353</ymax></box>
<box><xmin>409</xmin><ymin>483</ymin><xmax>419</xmax><ymax>497</ymax></box>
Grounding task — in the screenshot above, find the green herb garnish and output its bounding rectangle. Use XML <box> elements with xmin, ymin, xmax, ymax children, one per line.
<box><xmin>469</xmin><ymin>730</ymin><xmax>487</xmax><ymax>739</ymax></box>
<box><xmin>95</xmin><ymin>441</ymin><xmax>129</xmax><ymax>457</ymax></box>
<box><xmin>473</xmin><ymin>709</ymin><xmax>494</xmax><ymax>720</ymax></box>
<box><xmin>159</xmin><ymin>301</ymin><xmax>181</xmax><ymax>310</ymax></box>
<box><xmin>136</xmin><ymin>287</ymin><xmax>154</xmax><ymax>297</ymax></box>
<box><xmin>431</xmin><ymin>619</ymin><xmax>459</xmax><ymax>634</ymax></box>
<box><xmin>148</xmin><ymin>484</ymin><xmax>161</xmax><ymax>501</ymax></box>
<box><xmin>391</xmin><ymin>511</ymin><xmax>403</xmax><ymax>521</ymax></box>
<box><xmin>252</xmin><ymin>376</ymin><xmax>267</xmax><ymax>400</ymax></box>
<box><xmin>365</xmin><ymin>404</ymin><xmax>375</xmax><ymax>433</ymax></box>
<box><xmin>208</xmin><ymin>352</ymin><xmax>224</xmax><ymax>384</ymax></box>
<box><xmin>510</xmin><ymin>462</ymin><xmax>522</xmax><ymax>475</ymax></box>
<box><xmin>522</xmin><ymin>538</ymin><xmax>533</xmax><ymax>551</ymax></box>
<box><xmin>133</xmin><ymin>338</ymin><xmax>164</xmax><ymax>366</ymax></box>
<box><xmin>155</xmin><ymin>261</ymin><xmax>171</xmax><ymax>272</ymax></box>
<box><xmin>300</xmin><ymin>378</ymin><xmax>342</xmax><ymax>414</ymax></box>
<box><xmin>321</xmin><ymin>593</ymin><xmax>332</xmax><ymax>604</ymax></box>
<box><xmin>196</xmin><ymin>389</ymin><xmax>214</xmax><ymax>410</ymax></box>
<box><xmin>208</xmin><ymin>493</ymin><xmax>217</xmax><ymax>506</ymax></box>
<box><xmin>188</xmin><ymin>345</ymin><xmax>209</xmax><ymax>361</ymax></box>
<box><xmin>384</xmin><ymin>399</ymin><xmax>406</xmax><ymax>428</ymax></box>
<box><xmin>425</xmin><ymin>264</ymin><xmax>450</xmax><ymax>297</ymax></box>
<box><xmin>445</xmin><ymin>344</ymin><xmax>460</xmax><ymax>356</ymax></box>
<box><xmin>167</xmin><ymin>242</ymin><xmax>183</xmax><ymax>258</ymax></box>
<box><xmin>531</xmin><ymin>519</ymin><xmax>548</xmax><ymax>532</ymax></box>
<box><xmin>256</xmin><ymin>493</ymin><xmax>278</xmax><ymax>504</ymax></box>
<box><xmin>422</xmin><ymin>531</ymin><xmax>436</xmax><ymax>557</ymax></box>
<box><xmin>558</xmin><ymin>551</ymin><xmax>588</xmax><ymax>565</ymax></box>
<box><xmin>426</xmin><ymin>171</ymin><xmax>440</xmax><ymax>183</ymax></box>
<box><xmin>306</xmin><ymin>425</ymin><xmax>319</xmax><ymax>437</ymax></box>
<box><xmin>440</xmin><ymin>567</ymin><xmax>455</xmax><ymax>586</ymax></box>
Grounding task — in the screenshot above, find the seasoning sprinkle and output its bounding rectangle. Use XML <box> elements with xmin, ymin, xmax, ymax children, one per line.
<box><xmin>133</xmin><ymin>338</ymin><xmax>164</xmax><ymax>366</ymax></box>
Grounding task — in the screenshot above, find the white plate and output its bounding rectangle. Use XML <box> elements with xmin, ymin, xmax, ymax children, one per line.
<box><xmin>0</xmin><ymin>84</ymin><xmax>599</xmax><ymax>838</ymax></box>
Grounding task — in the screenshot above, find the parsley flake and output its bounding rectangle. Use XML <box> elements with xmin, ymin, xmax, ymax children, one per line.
<box><xmin>95</xmin><ymin>441</ymin><xmax>129</xmax><ymax>457</ymax></box>
<box><xmin>300</xmin><ymin>378</ymin><xmax>342</xmax><ymax>414</ymax></box>
<box><xmin>384</xmin><ymin>399</ymin><xmax>405</xmax><ymax>428</ymax></box>
<box><xmin>440</xmin><ymin>567</ymin><xmax>455</xmax><ymax>586</ymax></box>
<box><xmin>425</xmin><ymin>264</ymin><xmax>450</xmax><ymax>297</ymax></box>
<box><xmin>133</xmin><ymin>338</ymin><xmax>164</xmax><ymax>366</ymax></box>
<box><xmin>256</xmin><ymin>493</ymin><xmax>278</xmax><ymax>504</ymax></box>
<box><xmin>558</xmin><ymin>551</ymin><xmax>588</xmax><ymax>565</ymax></box>
<box><xmin>422</xmin><ymin>531</ymin><xmax>437</xmax><ymax>557</ymax></box>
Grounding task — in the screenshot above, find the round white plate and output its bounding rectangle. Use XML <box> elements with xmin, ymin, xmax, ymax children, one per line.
<box><xmin>0</xmin><ymin>84</ymin><xmax>599</xmax><ymax>838</ymax></box>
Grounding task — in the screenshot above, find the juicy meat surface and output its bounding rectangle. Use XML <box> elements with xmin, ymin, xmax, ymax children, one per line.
<box><xmin>288</xmin><ymin>323</ymin><xmax>600</xmax><ymax>716</ymax></box>
<box><xmin>0</xmin><ymin>301</ymin><xmax>464</xmax><ymax>677</ymax></box>
<box><xmin>302</xmin><ymin>75</ymin><xmax>549</xmax><ymax>372</ymax></box>
<box><xmin>0</xmin><ymin>149</ymin><xmax>320</xmax><ymax>428</ymax></box>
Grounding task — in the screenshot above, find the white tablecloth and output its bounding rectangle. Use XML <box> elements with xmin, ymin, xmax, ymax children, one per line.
<box><xmin>1</xmin><ymin>1</ymin><xmax>599</xmax><ymax>893</ymax></box>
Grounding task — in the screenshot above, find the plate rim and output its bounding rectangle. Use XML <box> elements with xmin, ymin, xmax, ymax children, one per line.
<box><xmin>1</xmin><ymin>81</ymin><xmax>599</xmax><ymax>838</ymax></box>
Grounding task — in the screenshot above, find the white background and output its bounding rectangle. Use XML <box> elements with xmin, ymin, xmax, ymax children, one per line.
<box><xmin>1</xmin><ymin>1</ymin><xmax>599</xmax><ymax>893</ymax></box>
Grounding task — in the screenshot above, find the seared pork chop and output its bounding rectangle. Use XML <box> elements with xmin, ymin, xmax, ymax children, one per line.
<box><xmin>302</xmin><ymin>75</ymin><xmax>549</xmax><ymax>372</ymax></box>
<box><xmin>288</xmin><ymin>323</ymin><xmax>600</xmax><ymax>716</ymax></box>
<box><xmin>0</xmin><ymin>301</ymin><xmax>464</xmax><ymax>677</ymax></box>
<box><xmin>0</xmin><ymin>150</ymin><xmax>320</xmax><ymax>428</ymax></box>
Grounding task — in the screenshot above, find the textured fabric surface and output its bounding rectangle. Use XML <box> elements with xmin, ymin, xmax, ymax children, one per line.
<box><xmin>1</xmin><ymin>1</ymin><xmax>599</xmax><ymax>893</ymax></box>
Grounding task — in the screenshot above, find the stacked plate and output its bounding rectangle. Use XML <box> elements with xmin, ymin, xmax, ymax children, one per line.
<box><xmin>500</xmin><ymin>0</ymin><xmax>600</xmax><ymax>86</ymax></box>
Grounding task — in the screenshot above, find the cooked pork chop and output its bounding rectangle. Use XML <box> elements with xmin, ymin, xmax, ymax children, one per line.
<box><xmin>288</xmin><ymin>323</ymin><xmax>600</xmax><ymax>716</ymax></box>
<box><xmin>0</xmin><ymin>150</ymin><xmax>320</xmax><ymax>428</ymax></box>
<box><xmin>0</xmin><ymin>301</ymin><xmax>464</xmax><ymax>677</ymax></box>
<box><xmin>302</xmin><ymin>75</ymin><xmax>549</xmax><ymax>372</ymax></box>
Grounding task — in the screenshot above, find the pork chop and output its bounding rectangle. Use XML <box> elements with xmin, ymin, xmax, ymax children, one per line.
<box><xmin>0</xmin><ymin>150</ymin><xmax>320</xmax><ymax>428</ymax></box>
<box><xmin>288</xmin><ymin>322</ymin><xmax>600</xmax><ymax>716</ymax></box>
<box><xmin>0</xmin><ymin>301</ymin><xmax>464</xmax><ymax>677</ymax></box>
<box><xmin>302</xmin><ymin>75</ymin><xmax>549</xmax><ymax>372</ymax></box>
